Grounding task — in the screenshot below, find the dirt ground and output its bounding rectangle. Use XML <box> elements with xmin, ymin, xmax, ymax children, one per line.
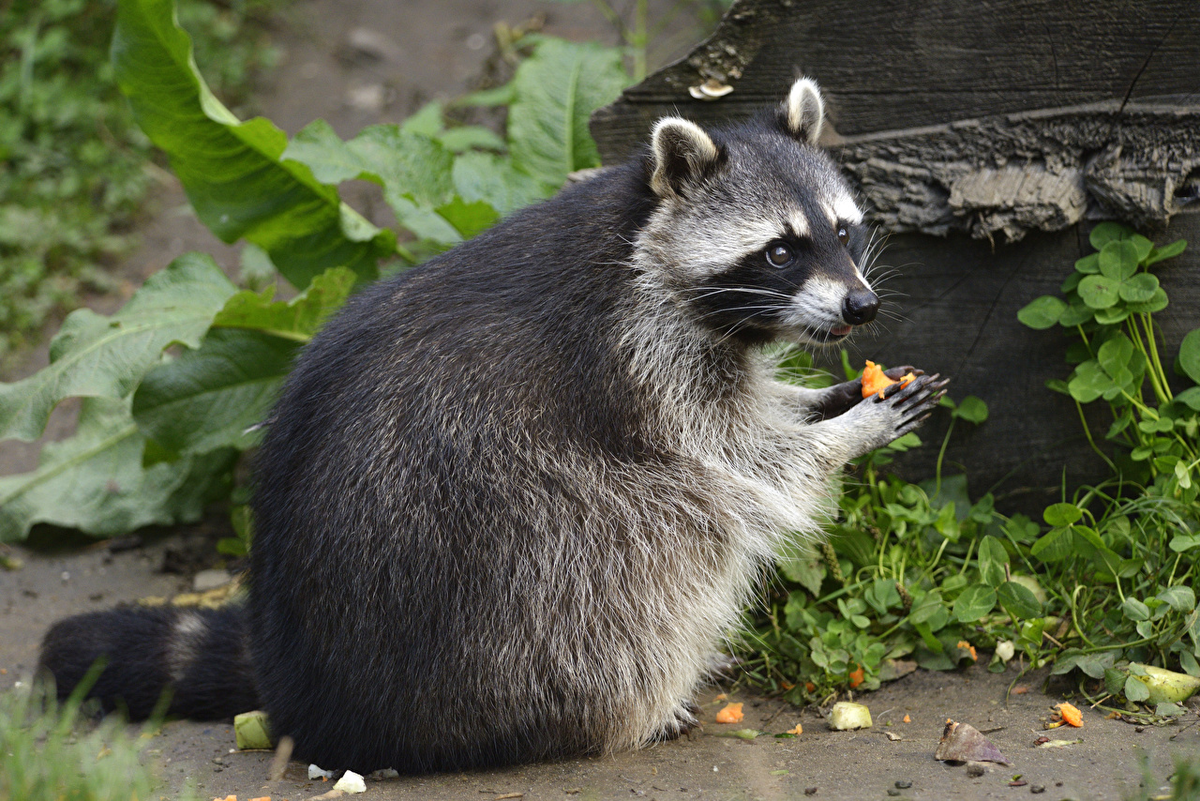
<box><xmin>2</xmin><ymin>0</ymin><xmax>1199</xmax><ymax>798</ymax></box>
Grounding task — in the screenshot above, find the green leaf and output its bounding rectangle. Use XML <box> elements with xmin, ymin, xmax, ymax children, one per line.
<box><xmin>1126</xmin><ymin>288</ymin><xmax>1168</xmax><ymax>314</ymax></box>
<box><xmin>1094</xmin><ymin>305</ymin><xmax>1130</xmax><ymax>325</ymax></box>
<box><xmin>1118</xmin><ymin>273</ymin><xmax>1159</xmax><ymax>303</ymax></box>
<box><xmin>1067</xmin><ymin>360</ymin><xmax>1113</xmax><ymax>403</ymax></box>
<box><xmin>0</xmin><ymin>254</ymin><xmax>236</xmax><ymax>442</ymax></box>
<box><xmin>953</xmin><ymin>585</ymin><xmax>997</xmax><ymax>623</ymax></box>
<box><xmin>952</xmin><ymin>396</ymin><xmax>989</xmax><ymax>424</ymax></box>
<box><xmin>1099</xmin><ymin>240</ymin><xmax>1139</xmax><ymax>281</ymax></box>
<box><xmin>1058</xmin><ymin>297</ymin><xmax>1094</xmax><ymax>327</ymax></box>
<box><xmin>132</xmin><ymin>328</ymin><xmax>299</xmax><ymax>456</ymax></box>
<box><xmin>437</xmin><ymin>126</ymin><xmax>507</xmax><ymax>153</ymax></box>
<box><xmin>1122</xmin><ymin>598</ymin><xmax>1151</xmax><ymax>622</ymax></box>
<box><xmin>1144</xmin><ymin>238</ymin><xmax>1186</xmax><ymax>267</ymax></box>
<box><xmin>977</xmin><ymin>536</ymin><xmax>1008</xmax><ymax>587</ymax></box>
<box><xmin>1179</xmin><ymin>329</ymin><xmax>1200</xmax><ymax>385</ymax></box>
<box><xmin>1017</xmin><ymin>296</ymin><xmax>1066</xmax><ymax>329</ymax></box>
<box><xmin>212</xmin><ymin>266</ymin><xmax>357</xmax><ymax>342</ymax></box>
<box><xmin>1089</xmin><ymin>221</ymin><xmax>1131</xmax><ymax>250</ymax></box>
<box><xmin>1097</xmin><ymin>334</ymin><xmax>1134</xmax><ymax>378</ymax></box>
<box><xmin>1124</xmin><ymin>674</ymin><xmax>1151</xmax><ymax>702</ymax></box>
<box><xmin>777</xmin><ymin>545</ymin><xmax>826</xmax><ymax>598</ymax></box>
<box><xmin>997</xmin><ymin>580</ymin><xmax>1042</xmax><ymax>619</ymax></box>
<box><xmin>1129</xmin><ymin>234</ymin><xmax>1155</xmax><ymax>262</ymax></box>
<box><xmin>1176</xmin><ymin>388</ymin><xmax>1200</xmax><ymax>411</ymax></box>
<box><xmin>436</xmin><ymin>196</ymin><xmax>501</xmax><ymax>239</ymax></box>
<box><xmin>1031</xmin><ymin>527</ymin><xmax>1074</xmax><ymax>562</ymax></box>
<box><xmin>1077</xmin><ymin>275</ymin><xmax>1120</xmax><ymax>309</ymax></box>
<box><xmin>1157</xmin><ymin>586</ymin><xmax>1196</xmax><ymax>613</ymax></box>
<box><xmin>0</xmin><ymin>397</ymin><xmax>232</xmax><ymax>542</ymax></box>
<box><xmin>1074</xmin><ymin>253</ymin><xmax>1100</xmax><ymax>274</ymax></box>
<box><xmin>112</xmin><ymin>0</ymin><xmax>394</xmax><ymax>287</ymax></box>
<box><xmin>283</xmin><ymin>120</ymin><xmax>463</xmax><ymax>243</ymax></box>
<box><xmin>1044</xmin><ymin>502</ymin><xmax>1083</xmax><ymax>527</ymax></box>
<box><xmin>451</xmin><ymin>152</ymin><xmax>546</xmax><ymax>216</ymax></box>
<box><xmin>505</xmin><ymin>37</ymin><xmax>632</xmax><ymax>189</ymax></box>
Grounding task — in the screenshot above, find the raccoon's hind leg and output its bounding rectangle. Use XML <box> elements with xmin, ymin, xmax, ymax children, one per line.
<box><xmin>39</xmin><ymin>605</ymin><xmax>258</xmax><ymax>720</ymax></box>
<box><xmin>651</xmin><ymin>700</ymin><xmax>701</xmax><ymax>742</ymax></box>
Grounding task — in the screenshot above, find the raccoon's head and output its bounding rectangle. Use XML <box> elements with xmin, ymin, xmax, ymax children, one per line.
<box><xmin>636</xmin><ymin>77</ymin><xmax>879</xmax><ymax>349</ymax></box>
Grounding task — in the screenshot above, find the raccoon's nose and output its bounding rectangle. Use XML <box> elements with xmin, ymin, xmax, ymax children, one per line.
<box><xmin>842</xmin><ymin>289</ymin><xmax>879</xmax><ymax>325</ymax></box>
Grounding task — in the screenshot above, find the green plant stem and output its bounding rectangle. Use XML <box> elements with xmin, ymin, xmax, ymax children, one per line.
<box><xmin>1074</xmin><ymin>399</ymin><xmax>1119</xmax><ymax>473</ymax></box>
<box><xmin>1139</xmin><ymin>313</ymin><xmax>1172</xmax><ymax>403</ymax></box>
<box><xmin>934</xmin><ymin>417</ymin><xmax>956</xmax><ymax>497</ymax></box>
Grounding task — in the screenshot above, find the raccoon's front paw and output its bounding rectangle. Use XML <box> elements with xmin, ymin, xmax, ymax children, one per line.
<box><xmin>875</xmin><ymin>372</ymin><xmax>948</xmax><ymax>437</ymax></box>
<box><xmin>813</xmin><ymin>365</ymin><xmax>925</xmax><ymax>421</ymax></box>
<box><xmin>847</xmin><ymin>373</ymin><xmax>948</xmax><ymax>456</ymax></box>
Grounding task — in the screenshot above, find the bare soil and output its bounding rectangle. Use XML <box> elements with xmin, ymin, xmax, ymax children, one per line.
<box><xmin>2</xmin><ymin>0</ymin><xmax>1198</xmax><ymax>799</ymax></box>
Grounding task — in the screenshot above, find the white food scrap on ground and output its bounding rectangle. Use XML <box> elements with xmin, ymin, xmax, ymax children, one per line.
<box><xmin>333</xmin><ymin>770</ymin><xmax>367</xmax><ymax>794</ymax></box>
<box><xmin>828</xmin><ymin>701</ymin><xmax>872</xmax><ymax>730</ymax></box>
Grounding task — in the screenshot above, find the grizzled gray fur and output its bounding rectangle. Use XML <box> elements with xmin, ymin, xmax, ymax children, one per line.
<box><xmin>40</xmin><ymin>78</ymin><xmax>944</xmax><ymax>772</ymax></box>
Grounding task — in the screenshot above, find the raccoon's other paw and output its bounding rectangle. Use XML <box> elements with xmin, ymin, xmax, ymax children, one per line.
<box><xmin>813</xmin><ymin>365</ymin><xmax>925</xmax><ymax>421</ymax></box>
<box><xmin>838</xmin><ymin>373</ymin><xmax>947</xmax><ymax>458</ymax></box>
<box><xmin>651</xmin><ymin>701</ymin><xmax>701</xmax><ymax>742</ymax></box>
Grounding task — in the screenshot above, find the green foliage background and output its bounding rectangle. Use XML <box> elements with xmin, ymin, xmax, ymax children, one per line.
<box><xmin>0</xmin><ymin>0</ymin><xmax>281</xmax><ymax>364</ymax></box>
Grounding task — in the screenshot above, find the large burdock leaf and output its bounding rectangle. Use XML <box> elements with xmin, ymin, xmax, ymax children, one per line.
<box><xmin>211</xmin><ymin>265</ymin><xmax>357</xmax><ymax>343</ymax></box>
<box><xmin>0</xmin><ymin>254</ymin><xmax>237</xmax><ymax>442</ymax></box>
<box><xmin>112</xmin><ymin>0</ymin><xmax>396</xmax><ymax>287</ymax></box>
<box><xmin>506</xmin><ymin>37</ymin><xmax>632</xmax><ymax>190</ymax></box>
<box><xmin>132</xmin><ymin>329</ymin><xmax>299</xmax><ymax>456</ymax></box>
<box><xmin>0</xmin><ymin>397</ymin><xmax>234</xmax><ymax>542</ymax></box>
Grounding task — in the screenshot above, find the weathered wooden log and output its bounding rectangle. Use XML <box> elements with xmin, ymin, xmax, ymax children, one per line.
<box><xmin>590</xmin><ymin>0</ymin><xmax>1200</xmax><ymax>507</ymax></box>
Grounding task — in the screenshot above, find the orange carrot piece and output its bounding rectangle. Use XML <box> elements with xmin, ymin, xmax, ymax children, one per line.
<box><xmin>715</xmin><ymin>702</ymin><xmax>744</xmax><ymax>724</ymax></box>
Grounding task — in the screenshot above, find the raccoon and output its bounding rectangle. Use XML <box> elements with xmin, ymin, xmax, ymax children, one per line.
<box><xmin>40</xmin><ymin>77</ymin><xmax>945</xmax><ymax>773</ymax></box>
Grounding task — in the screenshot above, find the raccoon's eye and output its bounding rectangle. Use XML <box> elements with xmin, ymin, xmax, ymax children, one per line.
<box><xmin>765</xmin><ymin>242</ymin><xmax>793</xmax><ymax>268</ymax></box>
<box><xmin>837</xmin><ymin>226</ymin><xmax>850</xmax><ymax>246</ymax></box>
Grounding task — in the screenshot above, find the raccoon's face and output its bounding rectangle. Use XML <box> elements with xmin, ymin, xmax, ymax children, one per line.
<box><xmin>637</xmin><ymin>78</ymin><xmax>880</xmax><ymax>349</ymax></box>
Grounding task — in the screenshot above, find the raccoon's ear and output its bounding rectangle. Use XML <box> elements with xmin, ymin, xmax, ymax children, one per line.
<box><xmin>782</xmin><ymin>77</ymin><xmax>824</xmax><ymax>146</ymax></box>
<box><xmin>649</xmin><ymin>117</ymin><xmax>722</xmax><ymax>199</ymax></box>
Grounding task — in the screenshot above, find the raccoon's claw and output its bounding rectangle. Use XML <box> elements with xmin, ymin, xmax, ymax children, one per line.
<box><xmin>652</xmin><ymin>702</ymin><xmax>701</xmax><ymax>742</ymax></box>
<box><xmin>885</xmin><ymin>374</ymin><xmax>949</xmax><ymax>435</ymax></box>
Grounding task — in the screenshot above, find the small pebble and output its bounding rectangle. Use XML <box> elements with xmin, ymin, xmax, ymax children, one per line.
<box><xmin>804</xmin><ymin>789</ymin><xmax>818</xmax><ymax>796</ymax></box>
<box><xmin>1030</xmin><ymin>786</ymin><xmax>1045</xmax><ymax>794</ymax></box>
<box><xmin>894</xmin><ymin>781</ymin><xmax>912</xmax><ymax>789</ymax></box>
<box><xmin>966</xmin><ymin>764</ymin><xmax>986</xmax><ymax>778</ymax></box>
<box><xmin>887</xmin><ymin>790</ymin><xmax>901</xmax><ymax>797</ymax></box>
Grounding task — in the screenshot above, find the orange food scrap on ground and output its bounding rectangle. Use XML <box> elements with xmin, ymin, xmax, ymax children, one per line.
<box><xmin>1013</xmin><ymin>685</ymin><xmax>1029</xmax><ymax>694</ymax></box>
<box><xmin>213</xmin><ymin>796</ymin><xmax>236</xmax><ymax>801</ymax></box>
<box><xmin>804</xmin><ymin>682</ymin><xmax>816</xmax><ymax>693</ymax></box>
<box><xmin>785</xmin><ymin>723</ymin><xmax>803</xmax><ymax>735</ymax></box>
<box><xmin>249</xmin><ymin>797</ymin><xmax>271</xmax><ymax>801</ymax></box>
<box><xmin>956</xmin><ymin>640</ymin><xmax>978</xmax><ymax>661</ymax></box>
<box><xmin>714</xmin><ymin>692</ymin><xmax>728</xmax><ymax>701</ymax></box>
<box><xmin>715</xmin><ymin>702</ymin><xmax>745</xmax><ymax>724</ymax></box>
<box><xmin>780</xmin><ymin>681</ymin><xmax>794</xmax><ymax>690</ymax></box>
<box><xmin>848</xmin><ymin>666</ymin><xmax>865</xmax><ymax>688</ymax></box>
<box><xmin>861</xmin><ymin>361</ymin><xmax>916</xmax><ymax>399</ymax></box>
<box><xmin>903</xmin><ymin>714</ymin><xmax>911</xmax><ymax>723</ymax></box>
<box><xmin>1055</xmin><ymin>702</ymin><xmax>1083</xmax><ymax>727</ymax></box>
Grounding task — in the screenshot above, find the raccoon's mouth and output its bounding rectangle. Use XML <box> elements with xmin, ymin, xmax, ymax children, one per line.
<box><xmin>801</xmin><ymin>323</ymin><xmax>853</xmax><ymax>343</ymax></box>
